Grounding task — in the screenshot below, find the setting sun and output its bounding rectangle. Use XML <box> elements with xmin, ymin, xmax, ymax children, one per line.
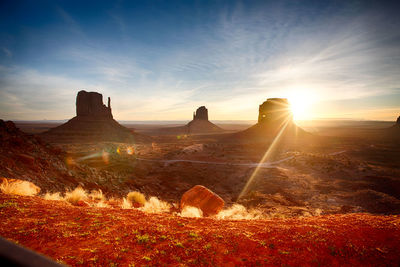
<box><xmin>287</xmin><ymin>90</ymin><xmax>316</xmax><ymax>121</ymax></box>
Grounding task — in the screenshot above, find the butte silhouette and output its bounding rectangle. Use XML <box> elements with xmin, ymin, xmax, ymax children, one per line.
<box><xmin>384</xmin><ymin>115</ymin><xmax>400</xmax><ymax>141</ymax></box>
<box><xmin>41</xmin><ymin>90</ymin><xmax>151</xmax><ymax>143</ymax></box>
<box><xmin>159</xmin><ymin>106</ymin><xmax>223</xmax><ymax>135</ymax></box>
<box><xmin>227</xmin><ymin>98</ymin><xmax>308</xmax><ymax>142</ymax></box>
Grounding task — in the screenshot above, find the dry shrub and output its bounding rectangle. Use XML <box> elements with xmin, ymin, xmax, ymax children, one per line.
<box><xmin>0</xmin><ymin>178</ymin><xmax>40</xmax><ymax>196</ymax></box>
<box><xmin>64</xmin><ymin>186</ymin><xmax>88</xmax><ymax>205</ymax></box>
<box><xmin>89</xmin><ymin>189</ymin><xmax>104</xmax><ymax>201</ymax></box>
<box><xmin>314</xmin><ymin>208</ymin><xmax>322</xmax><ymax>216</ymax></box>
<box><xmin>94</xmin><ymin>200</ymin><xmax>109</xmax><ymax>208</ymax></box>
<box><xmin>216</xmin><ymin>204</ymin><xmax>265</xmax><ymax>220</ymax></box>
<box><xmin>180</xmin><ymin>206</ymin><xmax>203</xmax><ymax>218</ymax></box>
<box><xmin>43</xmin><ymin>192</ymin><xmax>63</xmax><ymax>201</ymax></box>
<box><xmin>139</xmin><ymin>197</ymin><xmax>171</xmax><ymax>213</ymax></box>
<box><xmin>121</xmin><ymin>198</ymin><xmax>132</xmax><ymax>209</ymax></box>
<box><xmin>127</xmin><ymin>191</ymin><xmax>146</xmax><ymax>205</ymax></box>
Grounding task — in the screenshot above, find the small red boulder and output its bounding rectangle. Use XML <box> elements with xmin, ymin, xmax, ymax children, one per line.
<box><xmin>180</xmin><ymin>185</ymin><xmax>224</xmax><ymax>216</ymax></box>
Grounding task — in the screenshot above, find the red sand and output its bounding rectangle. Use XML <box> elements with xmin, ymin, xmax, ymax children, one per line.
<box><xmin>0</xmin><ymin>193</ymin><xmax>399</xmax><ymax>266</ymax></box>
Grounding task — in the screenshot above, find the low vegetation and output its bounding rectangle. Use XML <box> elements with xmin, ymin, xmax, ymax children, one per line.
<box><xmin>0</xmin><ymin>178</ymin><xmax>40</xmax><ymax>196</ymax></box>
<box><xmin>64</xmin><ymin>186</ymin><xmax>88</xmax><ymax>205</ymax></box>
<box><xmin>3</xmin><ymin>192</ymin><xmax>398</xmax><ymax>267</ymax></box>
<box><xmin>43</xmin><ymin>192</ymin><xmax>63</xmax><ymax>201</ymax></box>
<box><xmin>1</xmin><ymin>180</ymin><xmax>276</xmax><ymax>220</ymax></box>
<box><xmin>127</xmin><ymin>191</ymin><xmax>146</xmax><ymax>206</ymax></box>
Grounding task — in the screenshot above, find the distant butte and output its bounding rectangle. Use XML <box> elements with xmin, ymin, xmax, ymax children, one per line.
<box><xmin>187</xmin><ymin>106</ymin><xmax>222</xmax><ymax>134</ymax></box>
<box><xmin>159</xmin><ymin>106</ymin><xmax>223</xmax><ymax>135</ymax></box>
<box><xmin>76</xmin><ymin>90</ymin><xmax>113</xmax><ymax>119</ymax></box>
<box><xmin>227</xmin><ymin>98</ymin><xmax>308</xmax><ymax>142</ymax></box>
<box><xmin>192</xmin><ymin>106</ymin><xmax>208</xmax><ymax>121</ymax></box>
<box><xmin>385</xmin><ymin>115</ymin><xmax>400</xmax><ymax>141</ymax></box>
<box><xmin>258</xmin><ymin>98</ymin><xmax>292</xmax><ymax>124</ymax></box>
<box><xmin>40</xmin><ymin>90</ymin><xmax>151</xmax><ymax>143</ymax></box>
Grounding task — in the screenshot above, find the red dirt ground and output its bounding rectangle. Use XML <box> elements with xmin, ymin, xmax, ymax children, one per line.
<box><xmin>0</xmin><ymin>193</ymin><xmax>399</xmax><ymax>266</ymax></box>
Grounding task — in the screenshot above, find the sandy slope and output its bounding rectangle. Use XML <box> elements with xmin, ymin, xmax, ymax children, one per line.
<box><xmin>0</xmin><ymin>194</ymin><xmax>399</xmax><ymax>266</ymax></box>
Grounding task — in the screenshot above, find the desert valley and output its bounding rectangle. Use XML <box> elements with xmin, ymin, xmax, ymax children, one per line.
<box><xmin>1</xmin><ymin>0</ymin><xmax>400</xmax><ymax>266</ymax></box>
<box><xmin>0</xmin><ymin>90</ymin><xmax>399</xmax><ymax>266</ymax></box>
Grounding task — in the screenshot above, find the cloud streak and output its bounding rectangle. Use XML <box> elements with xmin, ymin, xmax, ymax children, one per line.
<box><xmin>0</xmin><ymin>0</ymin><xmax>399</xmax><ymax>121</ymax></box>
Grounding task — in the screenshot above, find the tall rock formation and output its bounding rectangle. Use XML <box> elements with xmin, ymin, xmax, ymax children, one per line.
<box><xmin>227</xmin><ymin>98</ymin><xmax>308</xmax><ymax>142</ymax></box>
<box><xmin>40</xmin><ymin>90</ymin><xmax>151</xmax><ymax>143</ymax></box>
<box><xmin>258</xmin><ymin>98</ymin><xmax>292</xmax><ymax>124</ymax></box>
<box><xmin>159</xmin><ymin>106</ymin><xmax>223</xmax><ymax>135</ymax></box>
<box><xmin>193</xmin><ymin>106</ymin><xmax>208</xmax><ymax>121</ymax></box>
<box><xmin>76</xmin><ymin>90</ymin><xmax>112</xmax><ymax>118</ymax></box>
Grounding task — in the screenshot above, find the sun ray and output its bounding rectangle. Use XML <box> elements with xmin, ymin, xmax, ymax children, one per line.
<box><xmin>238</xmin><ymin>116</ymin><xmax>291</xmax><ymax>199</ymax></box>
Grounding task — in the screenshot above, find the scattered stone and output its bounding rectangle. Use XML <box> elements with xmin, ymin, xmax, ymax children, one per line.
<box><xmin>75</xmin><ymin>200</ymin><xmax>90</xmax><ymax>207</ymax></box>
<box><xmin>180</xmin><ymin>185</ymin><xmax>224</xmax><ymax>216</ymax></box>
<box><xmin>16</xmin><ymin>154</ymin><xmax>35</xmax><ymax>165</ymax></box>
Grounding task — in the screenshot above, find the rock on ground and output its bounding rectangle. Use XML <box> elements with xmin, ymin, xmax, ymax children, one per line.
<box><xmin>180</xmin><ymin>185</ymin><xmax>224</xmax><ymax>216</ymax></box>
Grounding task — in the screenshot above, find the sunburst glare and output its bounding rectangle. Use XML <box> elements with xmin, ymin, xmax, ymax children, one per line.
<box><xmin>287</xmin><ymin>89</ymin><xmax>316</xmax><ymax>121</ymax></box>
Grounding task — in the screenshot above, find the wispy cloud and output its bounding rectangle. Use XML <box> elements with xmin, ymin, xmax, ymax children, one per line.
<box><xmin>56</xmin><ymin>7</ymin><xmax>87</xmax><ymax>40</ymax></box>
<box><xmin>0</xmin><ymin>66</ymin><xmax>99</xmax><ymax>120</ymax></box>
<box><xmin>0</xmin><ymin>1</ymin><xmax>398</xmax><ymax>120</ymax></box>
<box><xmin>1</xmin><ymin>47</ymin><xmax>12</xmax><ymax>58</ymax></box>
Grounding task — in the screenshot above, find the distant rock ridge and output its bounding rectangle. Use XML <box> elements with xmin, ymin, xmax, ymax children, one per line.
<box><xmin>40</xmin><ymin>90</ymin><xmax>151</xmax><ymax>143</ymax></box>
<box><xmin>397</xmin><ymin>116</ymin><xmax>400</xmax><ymax>125</ymax></box>
<box><xmin>76</xmin><ymin>90</ymin><xmax>112</xmax><ymax>119</ymax></box>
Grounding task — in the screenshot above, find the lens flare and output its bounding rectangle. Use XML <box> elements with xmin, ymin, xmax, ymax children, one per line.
<box><xmin>127</xmin><ymin>146</ymin><xmax>134</xmax><ymax>155</ymax></box>
<box><xmin>65</xmin><ymin>156</ymin><xmax>75</xmax><ymax>166</ymax></box>
<box><xmin>102</xmin><ymin>151</ymin><xmax>110</xmax><ymax>164</ymax></box>
<box><xmin>238</xmin><ymin>117</ymin><xmax>291</xmax><ymax>199</ymax></box>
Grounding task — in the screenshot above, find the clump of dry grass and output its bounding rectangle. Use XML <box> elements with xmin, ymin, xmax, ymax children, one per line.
<box><xmin>215</xmin><ymin>204</ymin><xmax>265</xmax><ymax>220</ymax></box>
<box><xmin>43</xmin><ymin>192</ymin><xmax>63</xmax><ymax>200</ymax></box>
<box><xmin>127</xmin><ymin>191</ymin><xmax>146</xmax><ymax>205</ymax></box>
<box><xmin>121</xmin><ymin>198</ymin><xmax>132</xmax><ymax>209</ymax></box>
<box><xmin>89</xmin><ymin>189</ymin><xmax>104</xmax><ymax>201</ymax></box>
<box><xmin>0</xmin><ymin>178</ymin><xmax>40</xmax><ymax>196</ymax></box>
<box><xmin>140</xmin><ymin>197</ymin><xmax>171</xmax><ymax>213</ymax></box>
<box><xmin>64</xmin><ymin>186</ymin><xmax>88</xmax><ymax>205</ymax></box>
<box><xmin>94</xmin><ymin>200</ymin><xmax>110</xmax><ymax>208</ymax></box>
<box><xmin>180</xmin><ymin>206</ymin><xmax>203</xmax><ymax>218</ymax></box>
<box><xmin>38</xmin><ymin>186</ymin><xmax>172</xmax><ymax>213</ymax></box>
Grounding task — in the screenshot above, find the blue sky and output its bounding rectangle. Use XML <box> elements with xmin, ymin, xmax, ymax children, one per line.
<box><xmin>0</xmin><ymin>0</ymin><xmax>399</xmax><ymax>121</ymax></box>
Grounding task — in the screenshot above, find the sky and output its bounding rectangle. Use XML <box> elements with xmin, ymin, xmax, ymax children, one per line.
<box><xmin>0</xmin><ymin>0</ymin><xmax>399</xmax><ymax>121</ymax></box>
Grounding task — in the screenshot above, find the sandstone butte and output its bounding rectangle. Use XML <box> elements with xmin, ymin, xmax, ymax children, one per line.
<box><xmin>40</xmin><ymin>90</ymin><xmax>151</xmax><ymax>143</ymax></box>
<box><xmin>158</xmin><ymin>105</ymin><xmax>223</xmax><ymax>135</ymax></box>
<box><xmin>228</xmin><ymin>98</ymin><xmax>309</xmax><ymax>142</ymax></box>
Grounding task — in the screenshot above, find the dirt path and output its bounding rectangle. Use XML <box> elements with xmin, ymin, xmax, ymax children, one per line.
<box><xmin>137</xmin><ymin>156</ymin><xmax>294</xmax><ymax>168</ymax></box>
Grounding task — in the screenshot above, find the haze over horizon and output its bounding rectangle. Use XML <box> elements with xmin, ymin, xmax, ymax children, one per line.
<box><xmin>0</xmin><ymin>0</ymin><xmax>399</xmax><ymax>121</ymax></box>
